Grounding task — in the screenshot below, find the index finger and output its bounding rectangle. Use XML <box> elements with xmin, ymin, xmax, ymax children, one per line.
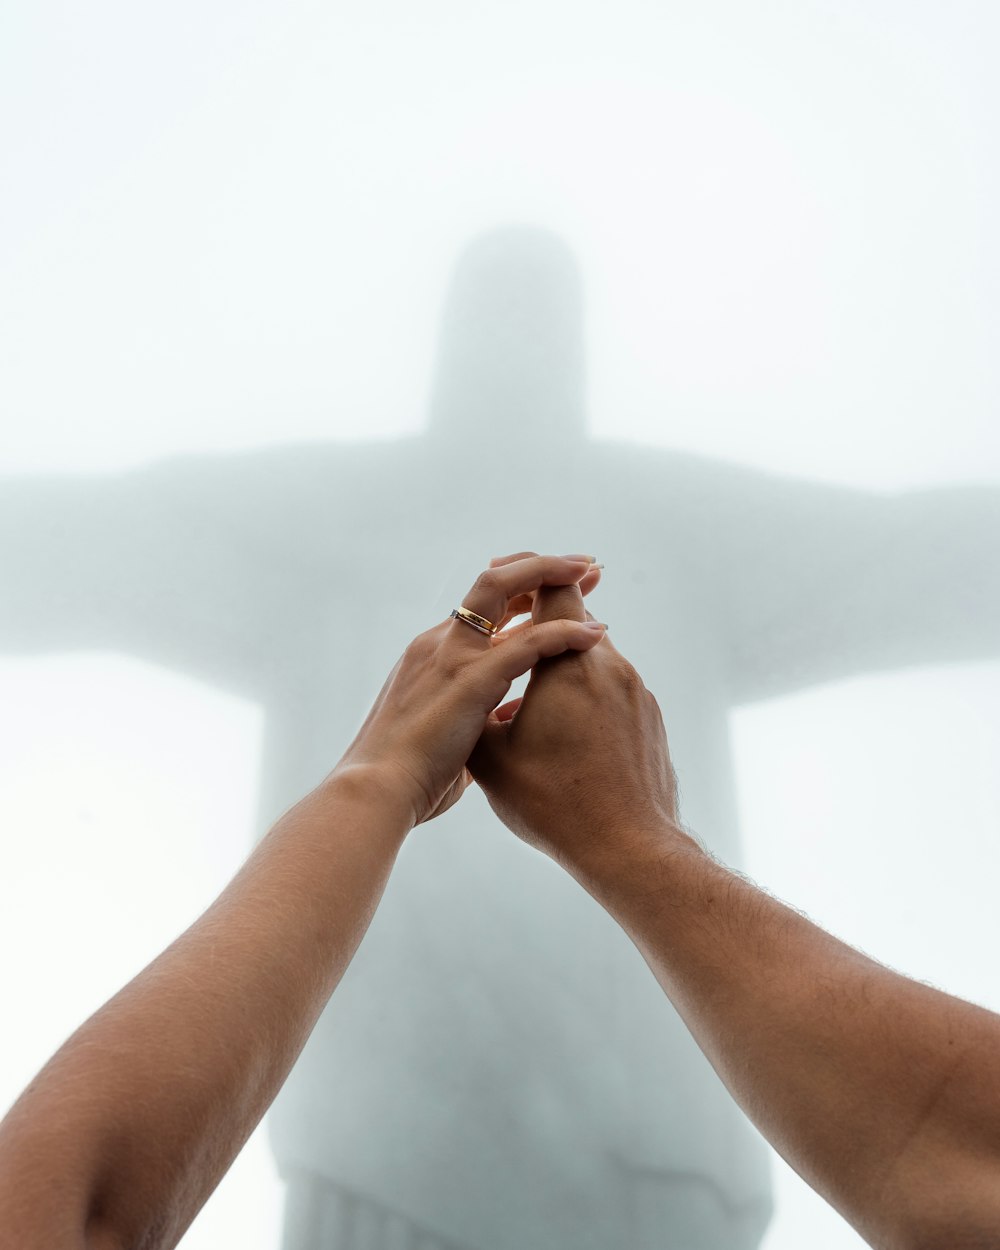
<box><xmin>489</xmin><ymin>551</ymin><xmax>602</xmax><ymax>629</ymax></box>
<box><xmin>453</xmin><ymin>555</ymin><xmax>596</xmax><ymax>642</ymax></box>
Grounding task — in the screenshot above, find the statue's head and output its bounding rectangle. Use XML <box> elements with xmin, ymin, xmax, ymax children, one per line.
<box><xmin>427</xmin><ymin>226</ymin><xmax>586</xmax><ymax>450</ymax></box>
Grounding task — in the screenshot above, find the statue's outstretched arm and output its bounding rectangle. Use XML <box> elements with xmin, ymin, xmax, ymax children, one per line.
<box><xmin>695</xmin><ymin>464</ymin><xmax>1000</xmax><ymax>703</ymax></box>
<box><xmin>0</xmin><ymin>454</ymin><xmax>314</xmax><ymax>699</ymax></box>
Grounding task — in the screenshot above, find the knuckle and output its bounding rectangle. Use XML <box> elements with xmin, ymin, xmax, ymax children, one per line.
<box><xmin>402</xmin><ymin>642</ymin><xmax>425</xmax><ymax>671</ymax></box>
<box><xmin>472</xmin><ymin>568</ymin><xmax>503</xmax><ymax>597</ymax></box>
<box><xmin>616</xmin><ymin>660</ymin><xmax>645</xmax><ymax>696</ymax></box>
<box><xmin>406</xmin><ymin>628</ymin><xmax>439</xmax><ymax>661</ymax></box>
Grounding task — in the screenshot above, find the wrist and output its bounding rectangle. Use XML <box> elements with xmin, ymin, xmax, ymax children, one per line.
<box><xmin>314</xmin><ymin>764</ymin><xmax>416</xmax><ymax>843</ymax></box>
<box><xmin>564</xmin><ymin>818</ymin><xmax>707</xmax><ymax>910</ymax></box>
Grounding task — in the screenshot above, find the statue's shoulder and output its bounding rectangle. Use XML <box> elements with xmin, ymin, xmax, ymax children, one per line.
<box><xmin>582</xmin><ymin>441</ymin><xmax>754</xmax><ymax>509</ymax></box>
<box><xmin>140</xmin><ymin>436</ymin><xmax>427</xmax><ymax>517</ymax></box>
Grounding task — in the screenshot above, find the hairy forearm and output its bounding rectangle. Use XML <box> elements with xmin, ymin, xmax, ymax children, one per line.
<box><xmin>574</xmin><ymin>828</ymin><xmax>1000</xmax><ymax>1250</ymax></box>
<box><xmin>0</xmin><ymin>767</ymin><xmax>411</xmax><ymax>1250</ymax></box>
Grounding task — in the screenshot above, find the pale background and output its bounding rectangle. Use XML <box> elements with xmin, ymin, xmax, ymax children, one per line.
<box><xmin>1</xmin><ymin>2</ymin><xmax>998</xmax><ymax>1247</ymax></box>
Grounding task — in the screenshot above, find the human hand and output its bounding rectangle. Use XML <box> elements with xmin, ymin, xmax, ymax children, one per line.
<box><xmin>333</xmin><ymin>554</ymin><xmax>605</xmax><ymax>828</ymax></box>
<box><xmin>468</xmin><ymin>553</ymin><xmax>683</xmax><ymax>875</ymax></box>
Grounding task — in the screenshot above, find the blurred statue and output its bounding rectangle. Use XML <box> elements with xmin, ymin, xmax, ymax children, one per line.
<box><xmin>2</xmin><ymin>226</ymin><xmax>998</xmax><ymax>1249</ymax></box>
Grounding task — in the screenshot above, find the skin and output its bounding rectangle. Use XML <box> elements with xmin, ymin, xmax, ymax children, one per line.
<box><xmin>2</xmin><ymin>550</ymin><xmax>999</xmax><ymax>1250</ymax></box>
<box><xmin>0</xmin><ymin>553</ymin><xmax>604</xmax><ymax>1250</ymax></box>
<box><xmin>470</xmin><ymin>555</ymin><xmax>1000</xmax><ymax>1250</ymax></box>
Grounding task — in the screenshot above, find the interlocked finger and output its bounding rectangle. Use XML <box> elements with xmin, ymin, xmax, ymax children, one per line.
<box><xmin>485</xmin><ymin>552</ymin><xmax>602</xmax><ymax>634</ymax></box>
<box><xmin>449</xmin><ymin>555</ymin><xmax>597</xmax><ymax>645</ymax></box>
<box><xmin>532</xmin><ymin>580</ymin><xmax>587</xmax><ymax>626</ymax></box>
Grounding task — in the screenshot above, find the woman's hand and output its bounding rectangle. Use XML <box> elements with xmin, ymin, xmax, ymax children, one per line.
<box><xmin>333</xmin><ymin>553</ymin><xmax>605</xmax><ymax>827</ymax></box>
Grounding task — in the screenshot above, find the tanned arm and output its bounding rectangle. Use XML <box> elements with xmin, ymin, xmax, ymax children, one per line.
<box><xmin>470</xmin><ymin>570</ymin><xmax>1000</xmax><ymax>1250</ymax></box>
<box><xmin>577</xmin><ymin>830</ymin><xmax>1000</xmax><ymax>1250</ymax></box>
<box><xmin>0</xmin><ymin>553</ymin><xmax>604</xmax><ymax>1250</ymax></box>
<box><xmin>0</xmin><ymin>770</ymin><xmax>411</xmax><ymax>1250</ymax></box>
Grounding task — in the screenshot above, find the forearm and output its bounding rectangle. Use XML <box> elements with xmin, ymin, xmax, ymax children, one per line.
<box><xmin>0</xmin><ymin>766</ymin><xmax>411</xmax><ymax>1250</ymax></box>
<box><xmin>574</xmin><ymin>828</ymin><xmax>1000</xmax><ymax>1249</ymax></box>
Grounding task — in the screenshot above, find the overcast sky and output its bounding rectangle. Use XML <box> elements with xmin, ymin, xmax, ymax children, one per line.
<box><xmin>2</xmin><ymin>4</ymin><xmax>998</xmax><ymax>1248</ymax></box>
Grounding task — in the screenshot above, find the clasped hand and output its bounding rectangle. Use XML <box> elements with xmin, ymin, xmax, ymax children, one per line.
<box><xmin>335</xmin><ymin>551</ymin><xmax>681</xmax><ymax>872</ymax></box>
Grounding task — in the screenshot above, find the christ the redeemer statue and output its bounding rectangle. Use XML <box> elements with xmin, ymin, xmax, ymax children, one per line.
<box><xmin>2</xmin><ymin>227</ymin><xmax>998</xmax><ymax>1249</ymax></box>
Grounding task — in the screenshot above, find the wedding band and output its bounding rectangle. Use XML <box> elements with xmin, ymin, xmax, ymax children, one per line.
<box><xmin>450</xmin><ymin>606</ymin><xmax>498</xmax><ymax>636</ymax></box>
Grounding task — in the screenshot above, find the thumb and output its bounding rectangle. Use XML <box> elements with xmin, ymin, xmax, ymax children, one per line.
<box><xmin>469</xmin><ymin>697</ymin><xmax>519</xmax><ymax>784</ymax></box>
<box><xmin>491</xmin><ymin>696</ymin><xmax>523</xmax><ymax>724</ymax></box>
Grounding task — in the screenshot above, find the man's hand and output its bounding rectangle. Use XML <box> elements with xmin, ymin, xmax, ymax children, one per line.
<box><xmin>473</xmin><ymin>554</ymin><xmax>1000</xmax><ymax>1250</ymax></box>
<box><xmin>469</xmin><ymin>553</ymin><xmax>684</xmax><ymax>876</ymax></box>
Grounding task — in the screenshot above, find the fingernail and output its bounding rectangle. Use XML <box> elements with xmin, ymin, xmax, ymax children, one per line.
<box><xmin>583</xmin><ymin>620</ymin><xmax>608</xmax><ymax>630</ymax></box>
<box><xmin>562</xmin><ymin>554</ymin><xmax>597</xmax><ymax>562</ymax></box>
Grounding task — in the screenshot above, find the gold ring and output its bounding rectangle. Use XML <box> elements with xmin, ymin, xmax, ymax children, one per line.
<box><xmin>450</xmin><ymin>606</ymin><xmax>498</xmax><ymax>636</ymax></box>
